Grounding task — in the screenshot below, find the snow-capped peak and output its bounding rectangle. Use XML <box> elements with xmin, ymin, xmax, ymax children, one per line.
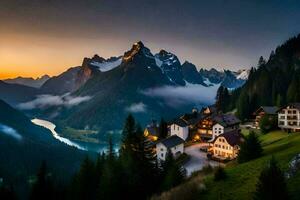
<box><xmin>236</xmin><ymin>69</ymin><xmax>250</xmax><ymax>80</ymax></box>
<box><xmin>154</xmin><ymin>50</ymin><xmax>180</xmax><ymax>66</ymax></box>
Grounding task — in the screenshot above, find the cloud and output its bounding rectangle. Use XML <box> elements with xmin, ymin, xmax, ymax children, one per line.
<box><xmin>141</xmin><ymin>83</ymin><xmax>219</xmax><ymax>107</ymax></box>
<box><xmin>18</xmin><ymin>94</ymin><xmax>92</xmax><ymax>110</ymax></box>
<box><xmin>0</xmin><ymin>123</ymin><xmax>22</xmax><ymax>141</ymax></box>
<box><xmin>126</xmin><ymin>102</ymin><xmax>147</xmax><ymax>113</ymax></box>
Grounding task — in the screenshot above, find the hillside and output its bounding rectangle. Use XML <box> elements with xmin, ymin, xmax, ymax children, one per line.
<box><xmin>0</xmin><ymin>100</ymin><xmax>87</xmax><ymax>197</ymax></box>
<box><xmin>152</xmin><ymin>130</ymin><xmax>300</xmax><ymax>200</ymax></box>
<box><xmin>0</xmin><ymin>81</ymin><xmax>39</xmax><ymax>105</ymax></box>
<box><xmin>225</xmin><ymin>34</ymin><xmax>300</xmax><ymax>119</ymax></box>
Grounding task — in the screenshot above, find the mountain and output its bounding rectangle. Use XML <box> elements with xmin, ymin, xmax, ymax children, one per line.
<box><xmin>0</xmin><ymin>80</ymin><xmax>39</xmax><ymax>105</ymax></box>
<box><xmin>223</xmin><ymin>34</ymin><xmax>300</xmax><ymax>119</ymax></box>
<box><xmin>3</xmin><ymin>75</ymin><xmax>50</xmax><ymax>88</ymax></box>
<box><xmin>40</xmin><ymin>66</ymin><xmax>82</xmax><ymax>95</ymax></box>
<box><xmin>182</xmin><ymin>61</ymin><xmax>205</xmax><ymax>85</ymax></box>
<box><xmin>199</xmin><ymin>68</ymin><xmax>249</xmax><ymax>88</ymax></box>
<box><xmin>59</xmin><ymin>41</ymin><xmax>182</xmax><ymax>131</ymax></box>
<box><xmin>40</xmin><ymin>55</ymin><xmax>122</xmax><ymax>95</ymax></box>
<box><xmin>0</xmin><ymin>99</ymin><xmax>86</xmax><ymax>196</ymax></box>
<box><xmin>155</xmin><ymin>50</ymin><xmax>186</xmax><ymax>85</ymax></box>
<box><xmin>17</xmin><ymin>41</ymin><xmax>248</xmax><ymax>136</ymax></box>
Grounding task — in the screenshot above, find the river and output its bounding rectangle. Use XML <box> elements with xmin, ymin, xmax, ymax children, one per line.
<box><xmin>31</xmin><ymin>118</ymin><xmax>87</xmax><ymax>151</ymax></box>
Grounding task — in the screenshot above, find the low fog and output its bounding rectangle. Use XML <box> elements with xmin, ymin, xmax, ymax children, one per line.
<box><xmin>0</xmin><ymin>123</ymin><xmax>22</xmax><ymax>141</ymax></box>
<box><xmin>142</xmin><ymin>83</ymin><xmax>219</xmax><ymax>107</ymax></box>
<box><xmin>18</xmin><ymin>93</ymin><xmax>92</xmax><ymax>110</ymax></box>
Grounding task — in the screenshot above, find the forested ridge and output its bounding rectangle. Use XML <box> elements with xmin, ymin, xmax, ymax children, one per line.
<box><xmin>220</xmin><ymin>34</ymin><xmax>300</xmax><ymax>119</ymax></box>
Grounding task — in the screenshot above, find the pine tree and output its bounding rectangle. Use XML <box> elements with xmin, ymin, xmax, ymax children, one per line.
<box><xmin>258</xmin><ymin>56</ymin><xmax>266</xmax><ymax>67</ymax></box>
<box><xmin>159</xmin><ymin>118</ymin><xmax>168</xmax><ymax>139</ymax></box>
<box><xmin>29</xmin><ymin>161</ymin><xmax>53</xmax><ymax>200</ymax></box>
<box><xmin>161</xmin><ymin>151</ymin><xmax>185</xmax><ymax>191</ymax></box>
<box><xmin>69</xmin><ymin>157</ymin><xmax>98</xmax><ymax>200</ymax></box>
<box><xmin>236</xmin><ymin>91</ymin><xmax>250</xmax><ymax>120</ymax></box>
<box><xmin>120</xmin><ymin>114</ymin><xmax>136</xmax><ymax>153</ymax></box>
<box><xmin>259</xmin><ymin>114</ymin><xmax>278</xmax><ymax>134</ymax></box>
<box><xmin>98</xmin><ymin>138</ymin><xmax>123</xmax><ymax>200</ymax></box>
<box><xmin>0</xmin><ymin>185</ymin><xmax>17</xmax><ymax>200</ymax></box>
<box><xmin>254</xmin><ymin>157</ymin><xmax>288</xmax><ymax>200</ymax></box>
<box><xmin>214</xmin><ymin>166</ymin><xmax>227</xmax><ymax>181</ymax></box>
<box><xmin>238</xmin><ymin>132</ymin><xmax>262</xmax><ymax>163</ymax></box>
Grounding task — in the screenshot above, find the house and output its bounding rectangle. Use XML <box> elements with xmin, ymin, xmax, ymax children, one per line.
<box><xmin>156</xmin><ymin>135</ymin><xmax>185</xmax><ymax>161</ymax></box>
<box><xmin>170</xmin><ymin>118</ymin><xmax>189</xmax><ymax>141</ymax></box>
<box><xmin>144</xmin><ymin>120</ymin><xmax>159</xmax><ymax>141</ymax></box>
<box><xmin>278</xmin><ymin>103</ymin><xmax>300</xmax><ymax>132</ymax></box>
<box><xmin>196</xmin><ymin>113</ymin><xmax>240</xmax><ymax>141</ymax></box>
<box><xmin>196</xmin><ymin>115</ymin><xmax>214</xmax><ymax>139</ymax></box>
<box><xmin>210</xmin><ymin>129</ymin><xmax>244</xmax><ymax>160</ymax></box>
<box><xmin>211</xmin><ymin>114</ymin><xmax>241</xmax><ymax>141</ymax></box>
<box><xmin>253</xmin><ymin>106</ymin><xmax>278</xmax><ymax>128</ymax></box>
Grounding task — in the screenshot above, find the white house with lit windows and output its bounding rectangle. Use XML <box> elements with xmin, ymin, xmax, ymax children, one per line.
<box><xmin>170</xmin><ymin>119</ymin><xmax>189</xmax><ymax>141</ymax></box>
<box><xmin>278</xmin><ymin>103</ymin><xmax>300</xmax><ymax>132</ymax></box>
<box><xmin>156</xmin><ymin>135</ymin><xmax>185</xmax><ymax>161</ymax></box>
<box><xmin>210</xmin><ymin>130</ymin><xmax>244</xmax><ymax>160</ymax></box>
<box><xmin>209</xmin><ymin>114</ymin><xmax>241</xmax><ymax>141</ymax></box>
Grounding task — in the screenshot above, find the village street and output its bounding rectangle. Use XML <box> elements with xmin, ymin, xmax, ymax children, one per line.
<box><xmin>183</xmin><ymin>143</ymin><xmax>220</xmax><ymax>176</ymax></box>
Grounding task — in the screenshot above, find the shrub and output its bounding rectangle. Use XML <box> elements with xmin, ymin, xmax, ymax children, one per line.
<box><xmin>214</xmin><ymin>167</ymin><xmax>227</xmax><ymax>181</ymax></box>
<box><xmin>259</xmin><ymin>114</ymin><xmax>278</xmax><ymax>134</ymax></box>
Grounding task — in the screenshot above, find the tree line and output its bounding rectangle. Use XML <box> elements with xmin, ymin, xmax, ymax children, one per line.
<box><xmin>216</xmin><ymin>34</ymin><xmax>300</xmax><ymax>120</ymax></box>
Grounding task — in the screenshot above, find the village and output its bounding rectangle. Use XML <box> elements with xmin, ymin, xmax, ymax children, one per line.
<box><xmin>144</xmin><ymin>103</ymin><xmax>300</xmax><ymax>175</ymax></box>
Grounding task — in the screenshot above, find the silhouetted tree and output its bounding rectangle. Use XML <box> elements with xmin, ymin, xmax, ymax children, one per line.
<box><xmin>254</xmin><ymin>156</ymin><xmax>288</xmax><ymax>200</ymax></box>
<box><xmin>161</xmin><ymin>151</ymin><xmax>185</xmax><ymax>191</ymax></box>
<box><xmin>29</xmin><ymin>161</ymin><xmax>53</xmax><ymax>200</ymax></box>
<box><xmin>238</xmin><ymin>132</ymin><xmax>262</xmax><ymax>163</ymax></box>
<box><xmin>159</xmin><ymin>118</ymin><xmax>168</xmax><ymax>139</ymax></box>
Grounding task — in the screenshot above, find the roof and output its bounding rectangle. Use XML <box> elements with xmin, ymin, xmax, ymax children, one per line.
<box><xmin>180</xmin><ymin>112</ymin><xmax>204</xmax><ymax>126</ymax></box>
<box><xmin>254</xmin><ymin>106</ymin><xmax>279</xmax><ymax>115</ymax></box>
<box><xmin>213</xmin><ymin>114</ymin><xmax>241</xmax><ymax>127</ymax></box>
<box><xmin>200</xmin><ymin>105</ymin><xmax>217</xmax><ymax>115</ymax></box>
<box><xmin>278</xmin><ymin>103</ymin><xmax>300</xmax><ymax>112</ymax></box>
<box><xmin>171</xmin><ymin>118</ymin><xmax>188</xmax><ymax>127</ymax></box>
<box><xmin>145</xmin><ymin>126</ymin><xmax>159</xmax><ymax>136</ymax></box>
<box><xmin>213</xmin><ymin>129</ymin><xmax>244</xmax><ymax>146</ymax></box>
<box><xmin>158</xmin><ymin>135</ymin><xmax>185</xmax><ymax>148</ymax></box>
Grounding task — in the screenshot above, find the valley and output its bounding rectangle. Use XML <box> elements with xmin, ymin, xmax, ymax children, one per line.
<box><xmin>1</xmin><ymin>2</ymin><xmax>300</xmax><ymax>199</ymax></box>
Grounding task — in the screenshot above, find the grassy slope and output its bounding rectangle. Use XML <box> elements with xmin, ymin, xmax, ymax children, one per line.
<box><xmin>198</xmin><ymin>130</ymin><xmax>300</xmax><ymax>200</ymax></box>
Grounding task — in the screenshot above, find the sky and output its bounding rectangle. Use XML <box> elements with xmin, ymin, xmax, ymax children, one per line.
<box><xmin>0</xmin><ymin>0</ymin><xmax>300</xmax><ymax>79</ymax></box>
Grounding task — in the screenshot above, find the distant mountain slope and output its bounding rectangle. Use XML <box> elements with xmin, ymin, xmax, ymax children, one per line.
<box><xmin>40</xmin><ymin>66</ymin><xmax>82</xmax><ymax>95</ymax></box>
<box><xmin>199</xmin><ymin>68</ymin><xmax>249</xmax><ymax>88</ymax></box>
<box><xmin>182</xmin><ymin>61</ymin><xmax>205</xmax><ymax>85</ymax></box>
<box><xmin>3</xmin><ymin>75</ymin><xmax>50</xmax><ymax>88</ymax></box>
<box><xmin>224</xmin><ymin>34</ymin><xmax>300</xmax><ymax>119</ymax></box>
<box><xmin>0</xmin><ymin>99</ymin><xmax>86</xmax><ymax>196</ymax></box>
<box><xmin>0</xmin><ymin>81</ymin><xmax>39</xmax><ymax>105</ymax></box>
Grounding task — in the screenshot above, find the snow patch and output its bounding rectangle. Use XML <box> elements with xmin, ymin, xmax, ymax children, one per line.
<box><xmin>90</xmin><ymin>58</ymin><xmax>122</xmax><ymax>72</ymax></box>
<box><xmin>155</xmin><ymin>57</ymin><xmax>163</xmax><ymax>67</ymax></box>
<box><xmin>236</xmin><ymin>70</ymin><xmax>249</xmax><ymax>80</ymax></box>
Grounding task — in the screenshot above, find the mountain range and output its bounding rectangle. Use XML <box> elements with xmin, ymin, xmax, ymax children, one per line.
<box><xmin>3</xmin><ymin>75</ymin><xmax>50</xmax><ymax>88</ymax></box>
<box><xmin>0</xmin><ymin>41</ymin><xmax>249</xmax><ymax>136</ymax></box>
